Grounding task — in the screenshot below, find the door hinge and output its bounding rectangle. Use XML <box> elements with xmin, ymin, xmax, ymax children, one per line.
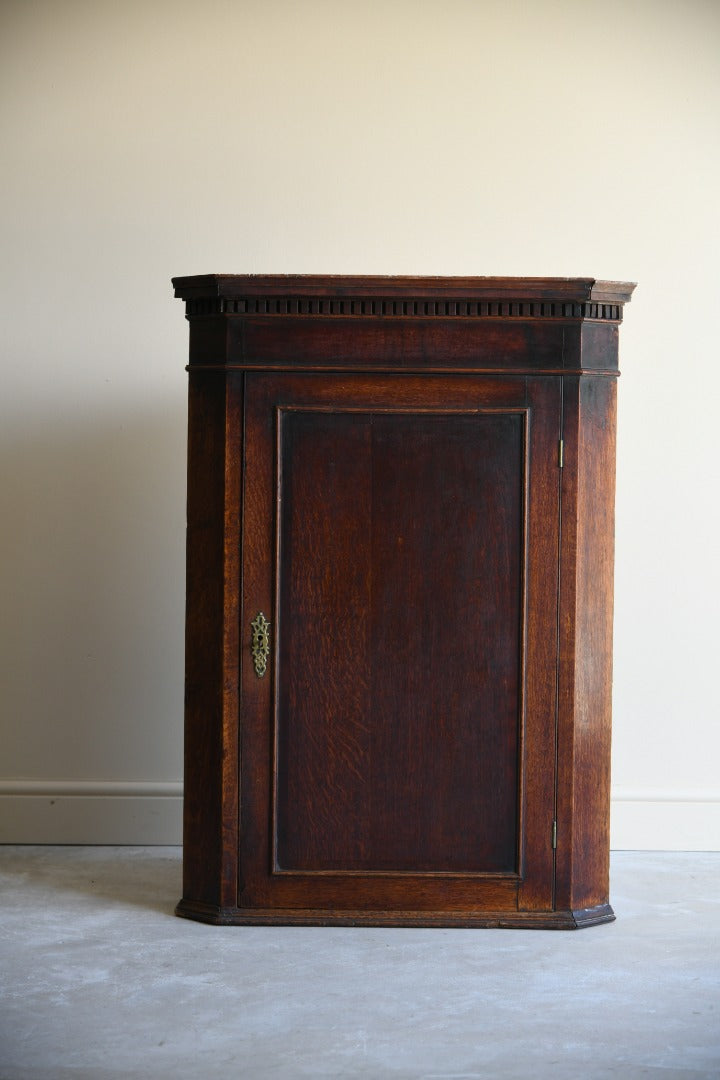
<box><xmin>558</xmin><ymin>439</ymin><xmax>564</xmax><ymax>468</ymax></box>
<box><xmin>551</xmin><ymin>820</ymin><xmax>557</xmax><ymax>849</ymax></box>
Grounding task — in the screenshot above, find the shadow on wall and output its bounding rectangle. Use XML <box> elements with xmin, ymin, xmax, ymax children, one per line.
<box><xmin>0</xmin><ymin>403</ymin><xmax>187</xmax><ymax>784</ymax></box>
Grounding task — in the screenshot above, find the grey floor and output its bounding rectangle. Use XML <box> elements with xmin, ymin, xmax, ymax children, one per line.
<box><xmin>0</xmin><ymin>849</ymin><xmax>718</xmax><ymax>1079</ymax></box>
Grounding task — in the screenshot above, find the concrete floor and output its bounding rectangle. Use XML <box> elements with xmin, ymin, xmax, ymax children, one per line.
<box><xmin>0</xmin><ymin>849</ymin><xmax>718</xmax><ymax>1079</ymax></box>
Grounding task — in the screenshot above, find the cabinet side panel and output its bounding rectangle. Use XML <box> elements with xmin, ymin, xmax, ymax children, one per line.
<box><xmin>182</xmin><ymin>372</ymin><xmax>241</xmax><ymax>908</ymax></box>
<box><xmin>188</xmin><ymin>316</ymin><xmax>229</xmax><ymax>366</ymax></box>
<box><xmin>557</xmin><ymin>376</ymin><xmax>616</xmax><ymax>911</ymax></box>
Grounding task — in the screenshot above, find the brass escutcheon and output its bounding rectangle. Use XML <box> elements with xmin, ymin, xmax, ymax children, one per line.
<box><xmin>251</xmin><ymin>612</ymin><xmax>270</xmax><ymax>678</ymax></box>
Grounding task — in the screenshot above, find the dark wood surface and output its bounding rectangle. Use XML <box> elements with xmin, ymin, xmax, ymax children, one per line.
<box><xmin>182</xmin><ymin>371</ymin><xmax>242</xmax><ymax>909</ymax></box>
<box><xmin>277</xmin><ymin>408</ymin><xmax>523</xmax><ymax>874</ymax></box>
<box><xmin>555</xmin><ymin>371</ymin><xmax>618</xmax><ymax>914</ymax></box>
<box><xmin>173</xmin><ymin>274</ymin><xmax>634</xmax><ymax>305</ymax></box>
<box><xmin>175</xmin><ymin>275</ymin><xmax>635</xmax><ymax>928</ymax></box>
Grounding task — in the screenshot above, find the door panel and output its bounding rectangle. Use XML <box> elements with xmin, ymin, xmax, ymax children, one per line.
<box><xmin>276</xmin><ymin>409</ymin><xmax>523</xmax><ymax>874</ymax></box>
<box><xmin>240</xmin><ymin>374</ymin><xmax>560</xmax><ymax>914</ymax></box>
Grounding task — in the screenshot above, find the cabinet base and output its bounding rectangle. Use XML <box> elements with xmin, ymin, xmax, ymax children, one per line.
<box><xmin>175</xmin><ymin>899</ymin><xmax>615</xmax><ymax>930</ymax></box>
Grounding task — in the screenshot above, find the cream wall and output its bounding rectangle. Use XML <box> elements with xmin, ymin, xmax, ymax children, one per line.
<box><xmin>1</xmin><ymin>0</ymin><xmax>718</xmax><ymax>848</ymax></box>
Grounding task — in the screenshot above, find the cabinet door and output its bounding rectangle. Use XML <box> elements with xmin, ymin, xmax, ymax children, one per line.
<box><xmin>240</xmin><ymin>373</ymin><xmax>561</xmax><ymax>919</ymax></box>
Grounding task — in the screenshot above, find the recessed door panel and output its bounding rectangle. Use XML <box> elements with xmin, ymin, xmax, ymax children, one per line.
<box><xmin>276</xmin><ymin>409</ymin><xmax>523</xmax><ymax>873</ymax></box>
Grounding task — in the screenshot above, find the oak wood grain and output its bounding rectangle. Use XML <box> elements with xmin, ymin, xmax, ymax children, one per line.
<box><xmin>175</xmin><ymin>275</ymin><xmax>634</xmax><ymax>928</ymax></box>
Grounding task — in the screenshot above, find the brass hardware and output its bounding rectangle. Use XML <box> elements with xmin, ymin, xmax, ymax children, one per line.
<box><xmin>558</xmin><ymin>439</ymin><xmax>564</xmax><ymax>468</ymax></box>
<box><xmin>552</xmin><ymin>820</ymin><xmax>558</xmax><ymax>850</ymax></box>
<box><xmin>251</xmin><ymin>612</ymin><xmax>270</xmax><ymax>678</ymax></box>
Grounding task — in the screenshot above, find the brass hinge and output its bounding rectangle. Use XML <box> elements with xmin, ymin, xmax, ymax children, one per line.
<box><xmin>552</xmin><ymin>820</ymin><xmax>557</xmax><ymax>849</ymax></box>
<box><xmin>558</xmin><ymin>439</ymin><xmax>564</xmax><ymax>468</ymax></box>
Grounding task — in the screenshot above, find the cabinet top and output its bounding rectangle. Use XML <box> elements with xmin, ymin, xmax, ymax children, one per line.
<box><xmin>174</xmin><ymin>276</ymin><xmax>635</xmax><ymax>375</ymax></box>
<box><xmin>173</xmin><ymin>274</ymin><xmax>635</xmax><ymax>307</ymax></box>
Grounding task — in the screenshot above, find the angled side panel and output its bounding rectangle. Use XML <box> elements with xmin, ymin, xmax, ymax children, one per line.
<box><xmin>179</xmin><ymin>370</ymin><xmax>242</xmax><ymax>913</ymax></box>
<box><xmin>556</xmin><ymin>372</ymin><xmax>617</xmax><ymax>913</ymax></box>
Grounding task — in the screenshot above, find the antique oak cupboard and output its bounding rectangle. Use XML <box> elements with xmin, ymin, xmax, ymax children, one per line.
<box><xmin>173</xmin><ymin>275</ymin><xmax>635</xmax><ymax>929</ymax></box>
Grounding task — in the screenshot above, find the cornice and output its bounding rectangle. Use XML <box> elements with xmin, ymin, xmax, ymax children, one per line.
<box><xmin>173</xmin><ymin>275</ymin><xmax>636</xmax><ymax>323</ymax></box>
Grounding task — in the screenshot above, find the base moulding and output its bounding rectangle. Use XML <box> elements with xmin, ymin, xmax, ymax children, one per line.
<box><xmin>174</xmin><ymin>899</ymin><xmax>615</xmax><ymax>930</ymax></box>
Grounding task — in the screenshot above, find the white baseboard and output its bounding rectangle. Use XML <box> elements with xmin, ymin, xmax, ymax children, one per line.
<box><xmin>610</xmin><ymin>788</ymin><xmax>720</xmax><ymax>851</ymax></box>
<box><xmin>1</xmin><ymin>781</ymin><xmax>718</xmax><ymax>849</ymax></box>
<box><xmin>0</xmin><ymin>781</ymin><xmax>183</xmax><ymax>844</ymax></box>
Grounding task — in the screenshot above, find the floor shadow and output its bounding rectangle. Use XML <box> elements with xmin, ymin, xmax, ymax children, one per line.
<box><xmin>0</xmin><ymin>845</ymin><xmax>183</xmax><ymax>917</ymax></box>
